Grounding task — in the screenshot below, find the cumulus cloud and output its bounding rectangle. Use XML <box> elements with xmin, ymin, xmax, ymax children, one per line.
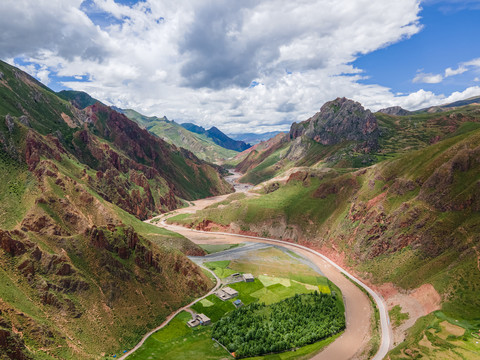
<box><xmin>412</xmin><ymin>72</ymin><xmax>444</xmax><ymax>84</ymax></box>
<box><xmin>0</xmin><ymin>0</ymin><xmax>109</xmax><ymax>61</ymax></box>
<box><xmin>2</xmin><ymin>0</ymin><xmax>478</xmax><ymax>133</ymax></box>
<box><xmin>445</xmin><ymin>66</ymin><xmax>468</xmax><ymax>77</ymax></box>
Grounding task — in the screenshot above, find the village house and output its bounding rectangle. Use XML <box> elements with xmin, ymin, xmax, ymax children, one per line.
<box><xmin>243</xmin><ymin>273</ymin><xmax>255</xmax><ymax>282</ymax></box>
<box><xmin>215</xmin><ymin>286</ymin><xmax>239</xmax><ymax>301</ymax></box>
<box><xmin>233</xmin><ymin>299</ymin><xmax>243</xmax><ymax>308</ymax></box>
<box><xmin>187</xmin><ymin>313</ymin><xmax>211</xmax><ymax>328</ymax></box>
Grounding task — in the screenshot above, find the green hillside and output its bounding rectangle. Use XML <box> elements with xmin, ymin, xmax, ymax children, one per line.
<box><xmin>119</xmin><ymin>108</ymin><xmax>238</xmax><ymax>163</ymax></box>
<box><xmin>235</xmin><ymin>99</ymin><xmax>480</xmax><ymax>186</ymax></box>
<box><xmin>0</xmin><ymin>59</ymin><xmax>231</xmax><ymax>359</ymax></box>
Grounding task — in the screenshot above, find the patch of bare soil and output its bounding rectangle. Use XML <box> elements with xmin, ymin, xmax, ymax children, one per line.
<box><xmin>384</xmin><ymin>283</ymin><xmax>441</xmax><ymax>346</ymax></box>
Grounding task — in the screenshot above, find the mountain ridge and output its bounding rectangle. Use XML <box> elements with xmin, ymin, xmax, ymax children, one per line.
<box><xmin>115</xmin><ymin>108</ymin><xmax>238</xmax><ymax>163</ymax></box>
<box><xmin>181</xmin><ymin>122</ymin><xmax>251</xmax><ymax>152</ymax></box>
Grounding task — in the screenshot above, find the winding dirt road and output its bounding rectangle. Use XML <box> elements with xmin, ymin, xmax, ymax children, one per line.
<box><xmin>143</xmin><ymin>188</ymin><xmax>393</xmax><ymax>360</ymax></box>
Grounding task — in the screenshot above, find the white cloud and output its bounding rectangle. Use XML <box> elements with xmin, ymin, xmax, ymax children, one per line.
<box><xmin>463</xmin><ymin>57</ymin><xmax>480</xmax><ymax>67</ymax></box>
<box><xmin>412</xmin><ymin>72</ymin><xmax>444</xmax><ymax>84</ymax></box>
<box><xmin>445</xmin><ymin>66</ymin><xmax>468</xmax><ymax>77</ymax></box>
<box><xmin>422</xmin><ymin>56</ymin><xmax>480</xmax><ymax>82</ymax></box>
<box><xmin>4</xmin><ymin>0</ymin><xmax>479</xmax><ymax>133</ymax></box>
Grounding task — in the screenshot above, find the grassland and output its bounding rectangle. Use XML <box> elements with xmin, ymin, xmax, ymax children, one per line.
<box><xmin>168</xmin><ymin>174</ymin><xmax>354</xmax><ymax>241</ymax></box>
<box><xmin>199</xmin><ymin>243</ymin><xmax>242</xmax><ymax>254</ymax></box>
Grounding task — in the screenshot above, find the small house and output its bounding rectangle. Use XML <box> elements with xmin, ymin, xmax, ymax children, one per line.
<box><xmin>187</xmin><ymin>313</ymin><xmax>211</xmax><ymax>327</ymax></box>
<box><xmin>197</xmin><ymin>313</ymin><xmax>211</xmax><ymax>326</ymax></box>
<box><xmin>243</xmin><ymin>273</ymin><xmax>254</xmax><ymax>282</ymax></box>
<box><xmin>233</xmin><ymin>299</ymin><xmax>243</xmax><ymax>308</ymax></box>
<box><xmin>215</xmin><ymin>286</ymin><xmax>239</xmax><ymax>301</ymax></box>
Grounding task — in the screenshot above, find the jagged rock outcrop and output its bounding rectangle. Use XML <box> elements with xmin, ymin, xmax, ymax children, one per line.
<box><xmin>290</xmin><ymin>97</ymin><xmax>379</xmax><ymax>152</ymax></box>
<box><xmin>0</xmin><ymin>230</ymin><xmax>28</xmax><ymax>256</ymax></box>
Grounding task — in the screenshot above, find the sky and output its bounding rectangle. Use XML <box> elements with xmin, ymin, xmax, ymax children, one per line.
<box><xmin>1</xmin><ymin>0</ymin><xmax>480</xmax><ymax>134</ymax></box>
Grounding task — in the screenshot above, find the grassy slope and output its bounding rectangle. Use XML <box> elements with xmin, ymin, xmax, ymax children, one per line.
<box><xmin>1</xmin><ymin>60</ymin><xmax>232</xmax><ymax>220</ymax></box>
<box><xmin>0</xmin><ymin>146</ymin><xmax>212</xmax><ymax>359</ymax></box>
<box><xmin>121</xmin><ymin>109</ymin><xmax>237</xmax><ymax>162</ymax></box>
<box><xmin>0</xmin><ymin>61</ymin><xmax>221</xmax><ymax>359</ymax></box>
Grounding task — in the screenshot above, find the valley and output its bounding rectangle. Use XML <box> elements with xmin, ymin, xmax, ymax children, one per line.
<box><xmin>163</xmin><ymin>99</ymin><xmax>480</xmax><ymax>359</ymax></box>
<box><xmin>124</xmin><ymin>186</ymin><xmax>384</xmax><ymax>360</ymax></box>
<box><xmin>2</xmin><ymin>56</ymin><xmax>480</xmax><ymax>360</ymax></box>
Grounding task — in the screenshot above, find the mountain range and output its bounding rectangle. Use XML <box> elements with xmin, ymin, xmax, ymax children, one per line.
<box><xmin>181</xmin><ymin>123</ymin><xmax>251</xmax><ymax>152</ymax></box>
<box><xmin>229</xmin><ymin>131</ymin><xmax>284</xmax><ymax>145</ymax></box>
<box><xmin>114</xmin><ymin>108</ymin><xmax>239</xmax><ymax>163</ymax></box>
<box><xmin>56</xmin><ymin>91</ymin><xmax>242</xmax><ymax>163</ymax></box>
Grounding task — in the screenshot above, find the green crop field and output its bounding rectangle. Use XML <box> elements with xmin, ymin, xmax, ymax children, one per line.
<box><xmin>388</xmin><ymin>311</ymin><xmax>480</xmax><ymax>359</ymax></box>
<box><xmin>125</xmin><ymin>311</ymin><xmax>231</xmax><ymax>360</ymax></box>
<box><xmin>127</xmin><ymin>245</ymin><xmax>343</xmax><ymax>360</ymax></box>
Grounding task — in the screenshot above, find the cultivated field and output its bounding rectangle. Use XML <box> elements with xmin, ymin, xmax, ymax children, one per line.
<box><xmin>125</xmin><ymin>245</ymin><xmax>344</xmax><ymax>360</ymax></box>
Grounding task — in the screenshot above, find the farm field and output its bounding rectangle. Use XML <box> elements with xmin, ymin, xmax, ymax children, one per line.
<box><xmin>389</xmin><ymin>311</ymin><xmax>480</xmax><ymax>359</ymax></box>
<box><xmin>126</xmin><ymin>311</ymin><xmax>229</xmax><ymax>360</ymax></box>
<box><xmin>124</xmin><ymin>245</ymin><xmax>344</xmax><ymax>360</ymax></box>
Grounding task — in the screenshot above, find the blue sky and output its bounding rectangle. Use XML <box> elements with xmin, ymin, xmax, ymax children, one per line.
<box><xmin>1</xmin><ymin>0</ymin><xmax>480</xmax><ymax>134</ymax></box>
<box><xmin>354</xmin><ymin>1</ymin><xmax>480</xmax><ymax>96</ymax></box>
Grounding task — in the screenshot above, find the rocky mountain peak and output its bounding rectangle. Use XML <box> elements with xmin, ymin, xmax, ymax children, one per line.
<box><xmin>378</xmin><ymin>106</ymin><xmax>410</xmax><ymax>116</ymax></box>
<box><xmin>289</xmin><ymin>97</ymin><xmax>379</xmax><ymax>152</ymax></box>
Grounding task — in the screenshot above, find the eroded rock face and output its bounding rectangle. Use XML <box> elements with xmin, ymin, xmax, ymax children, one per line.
<box><xmin>0</xmin><ymin>328</ymin><xmax>32</xmax><ymax>360</ymax></box>
<box><xmin>289</xmin><ymin>97</ymin><xmax>379</xmax><ymax>152</ymax></box>
<box><xmin>0</xmin><ymin>230</ymin><xmax>27</xmax><ymax>256</ymax></box>
<box><xmin>5</xmin><ymin>114</ymin><xmax>14</xmax><ymax>132</ymax></box>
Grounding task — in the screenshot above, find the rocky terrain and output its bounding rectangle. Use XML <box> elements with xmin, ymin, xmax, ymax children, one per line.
<box><xmin>231</xmin><ymin>98</ymin><xmax>382</xmax><ymax>184</ymax></box>
<box><xmin>289</xmin><ymin>97</ymin><xmax>379</xmax><ymax>152</ymax></box>
<box><xmin>0</xmin><ymin>59</ymin><xmax>231</xmax><ymax>359</ymax></box>
<box><xmin>378</xmin><ymin>106</ymin><xmax>411</xmax><ymax>116</ymax></box>
<box><xmin>232</xmin><ymin>97</ymin><xmax>480</xmax><ymax>186</ymax></box>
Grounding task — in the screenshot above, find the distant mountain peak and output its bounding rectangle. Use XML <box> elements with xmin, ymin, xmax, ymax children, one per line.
<box><xmin>180</xmin><ymin>123</ymin><xmax>251</xmax><ymax>152</ymax></box>
<box><xmin>378</xmin><ymin>106</ymin><xmax>411</xmax><ymax>116</ymax></box>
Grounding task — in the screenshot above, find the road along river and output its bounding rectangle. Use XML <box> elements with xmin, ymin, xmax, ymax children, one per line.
<box><xmin>141</xmin><ymin>190</ymin><xmax>393</xmax><ymax>360</ymax></box>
